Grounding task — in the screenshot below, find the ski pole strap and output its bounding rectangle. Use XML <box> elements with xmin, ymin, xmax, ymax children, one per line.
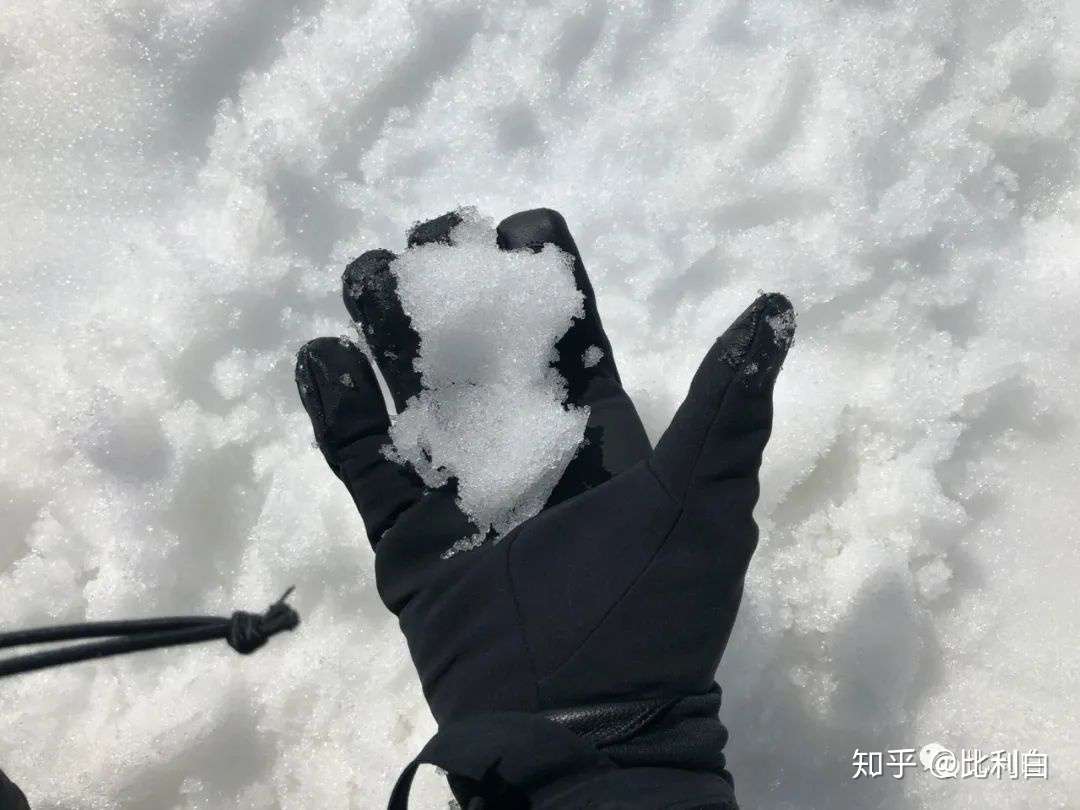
<box><xmin>0</xmin><ymin>588</ymin><xmax>299</xmax><ymax>678</ymax></box>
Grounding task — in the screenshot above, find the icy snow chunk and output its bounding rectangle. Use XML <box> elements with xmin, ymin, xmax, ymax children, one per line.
<box><xmin>582</xmin><ymin>345</ymin><xmax>604</xmax><ymax>368</ymax></box>
<box><xmin>385</xmin><ymin>208</ymin><xmax>588</xmax><ymax>545</ymax></box>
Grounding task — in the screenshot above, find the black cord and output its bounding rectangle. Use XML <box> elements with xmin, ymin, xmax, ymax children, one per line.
<box><xmin>0</xmin><ymin>587</ymin><xmax>299</xmax><ymax>678</ymax></box>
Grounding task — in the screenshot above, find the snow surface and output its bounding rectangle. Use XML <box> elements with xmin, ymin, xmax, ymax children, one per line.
<box><xmin>2</xmin><ymin>1</ymin><xmax>1079</xmax><ymax>808</ymax></box>
<box><xmin>381</xmin><ymin>207</ymin><xmax>588</xmax><ymax>547</ymax></box>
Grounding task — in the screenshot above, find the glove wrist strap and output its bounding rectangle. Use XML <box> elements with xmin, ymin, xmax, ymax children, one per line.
<box><xmin>540</xmin><ymin>684</ymin><xmax>732</xmax><ymax>780</ymax></box>
<box><xmin>389</xmin><ymin>712</ymin><xmax>613</xmax><ymax>809</ymax></box>
<box><xmin>388</xmin><ymin>686</ymin><xmax>733</xmax><ymax>809</ymax></box>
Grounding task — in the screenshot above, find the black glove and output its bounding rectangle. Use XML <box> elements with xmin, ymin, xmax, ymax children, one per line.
<box><xmin>295</xmin><ymin>209</ymin><xmax>794</xmax><ymax>809</ymax></box>
<box><xmin>0</xmin><ymin>768</ymin><xmax>29</xmax><ymax>810</ymax></box>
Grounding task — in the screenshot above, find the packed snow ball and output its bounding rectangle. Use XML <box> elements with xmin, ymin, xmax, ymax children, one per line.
<box><xmin>377</xmin><ymin>208</ymin><xmax>588</xmax><ymax>549</ymax></box>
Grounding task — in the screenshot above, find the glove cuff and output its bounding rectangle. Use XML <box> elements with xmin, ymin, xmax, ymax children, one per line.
<box><xmin>389</xmin><ymin>686</ymin><xmax>735</xmax><ymax>809</ymax></box>
<box><xmin>527</xmin><ymin>686</ymin><xmax>735</xmax><ymax>809</ymax></box>
<box><xmin>539</xmin><ymin>684</ymin><xmax>731</xmax><ymax>780</ymax></box>
<box><xmin>529</xmin><ymin>767</ymin><xmax>737</xmax><ymax>810</ymax></box>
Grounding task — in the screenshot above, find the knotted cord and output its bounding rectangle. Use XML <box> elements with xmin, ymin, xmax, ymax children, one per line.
<box><xmin>0</xmin><ymin>588</ymin><xmax>299</xmax><ymax>678</ymax></box>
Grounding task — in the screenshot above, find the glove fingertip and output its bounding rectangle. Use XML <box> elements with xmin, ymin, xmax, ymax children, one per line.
<box><xmin>342</xmin><ymin>249</ymin><xmax>397</xmax><ymax>324</ymax></box>
<box><xmin>741</xmin><ymin>292</ymin><xmax>796</xmax><ymax>389</ymax></box>
<box><xmin>716</xmin><ymin>293</ymin><xmax>794</xmax><ymax>374</ymax></box>
<box><xmin>295</xmin><ymin>336</ymin><xmax>387</xmax><ymax>443</ymax></box>
<box><xmin>496</xmin><ymin>207</ymin><xmax>578</xmax><ymax>257</ymax></box>
<box><xmin>407</xmin><ymin>210</ymin><xmax>463</xmax><ymax>247</ymax></box>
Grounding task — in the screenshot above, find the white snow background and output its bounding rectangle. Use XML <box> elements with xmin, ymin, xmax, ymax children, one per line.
<box><xmin>2</xmin><ymin>1</ymin><xmax>1079</xmax><ymax>808</ymax></box>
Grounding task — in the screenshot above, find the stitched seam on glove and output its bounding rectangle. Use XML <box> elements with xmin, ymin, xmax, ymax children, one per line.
<box><xmin>646</xmin><ymin>456</ymin><xmax>678</xmax><ymax>502</ymax></box>
<box><xmin>529</xmin><ymin>472</ymin><xmax>683</xmax><ymax>686</ymax></box>
<box><xmin>503</xmin><ymin>533</ymin><xmax>545</xmax><ymax>711</ymax></box>
<box><xmin>530</xmin><ymin>313</ymin><xmax>762</xmax><ymax>684</ymax></box>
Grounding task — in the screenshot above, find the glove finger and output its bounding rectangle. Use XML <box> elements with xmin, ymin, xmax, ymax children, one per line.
<box><xmin>341</xmin><ymin>211</ymin><xmax>474</xmax><ymax>412</ymax></box>
<box><xmin>651</xmin><ymin>293</ymin><xmax>795</xmax><ymax>503</ymax></box>
<box><xmin>497</xmin><ymin>208</ymin><xmax>621</xmax><ymax>400</ymax></box>
<box><xmin>295</xmin><ymin>336</ymin><xmax>425</xmax><ymax>546</ymax></box>
<box><xmin>341</xmin><ymin>249</ymin><xmax>423</xmax><ymax>412</ymax></box>
<box><xmin>497</xmin><ymin>208</ymin><xmax>652</xmax><ymax>500</ymax></box>
<box><xmin>407</xmin><ymin>209</ymin><xmax>462</xmax><ymax>247</ymax></box>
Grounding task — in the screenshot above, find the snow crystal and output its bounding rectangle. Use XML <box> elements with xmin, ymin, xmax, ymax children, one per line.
<box><xmin>2</xmin><ymin>2</ymin><xmax>1079</xmax><ymax>809</ymax></box>
<box><xmin>915</xmin><ymin>558</ymin><xmax>953</xmax><ymax>602</ymax></box>
<box><xmin>582</xmin><ymin>344</ymin><xmax>604</xmax><ymax>368</ymax></box>
<box><xmin>384</xmin><ymin>208</ymin><xmax>587</xmax><ymax>544</ymax></box>
<box><xmin>765</xmin><ymin>308</ymin><xmax>797</xmax><ymax>351</ymax></box>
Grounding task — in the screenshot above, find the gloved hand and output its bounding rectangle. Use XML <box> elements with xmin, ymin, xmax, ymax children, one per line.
<box><xmin>296</xmin><ymin>209</ymin><xmax>794</xmax><ymax>809</ymax></box>
<box><xmin>0</xmin><ymin>768</ymin><xmax>30</xmax><ymax>810</ymax></box>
